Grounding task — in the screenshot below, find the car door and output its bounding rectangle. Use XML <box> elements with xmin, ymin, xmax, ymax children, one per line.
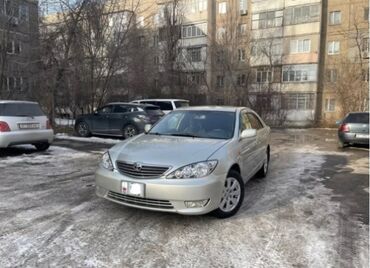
<box><xmin>247</xmin><ymin>112</ymin><xmax>267</xmax><ymax>168</ymax></box>
<box><xmin>239</xmin><ymin>110</ymin><xmax>258</xmax><ymax>180</ymax></box>
<box><xmin>109</xmin><ymin>105</ymin><xmax>131</xmax><ymax>135</ymax></box>
<box><xmin>91</xmin><ymin>105</ymin><xmax>113</xmax><ymax>134</ymax></box>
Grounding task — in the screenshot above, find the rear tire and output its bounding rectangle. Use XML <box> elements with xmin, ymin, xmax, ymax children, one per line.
<box><xmin>256</xmin><ymin>148</ymin><xmax>270</xmax><ymax>178</ymax></box>
<box><xmin>122</xmin><ymin>124</ymin><xmax>138</xmax><ymax>139</ymax></box>
<box><xmin>34</xmin><ymin>142</ymin><xmax>50</xmax><ymax>151</ymax></box>
<box><xmin>76</xmin><ymin>121</ymin><xmax>91</xmax><ymax>137</ymax></box>
<box><xmin>212</xmin><ymin>170</ymin><xmax>245</xmax><ymax>219</ymax></box>
<box><xmin>338</xmin><ymin>140</ymin><xmax>348</xmax><ymax>148</ymax></box>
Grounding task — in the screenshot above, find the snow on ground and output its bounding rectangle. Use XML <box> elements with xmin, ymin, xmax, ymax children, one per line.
<box><xmin>55</xmin><ymin>118</ymin><xmax>75</xmax><ymax>126</ymax></box>
<box><xmin>55</xmin><ymin>133</ymin><xmax>122</xmax><ymax>145</ymax></box>
<box><xmin>0</xmin><ymin>130</ymin><xmax>368</xmax><ymax>268</ymax></box>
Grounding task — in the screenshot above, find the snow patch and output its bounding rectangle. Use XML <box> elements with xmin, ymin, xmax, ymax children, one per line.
<box><xmin>56</xmin><ymin>133</ymin><xmax>122</xmax><ymax>145</ymax></box>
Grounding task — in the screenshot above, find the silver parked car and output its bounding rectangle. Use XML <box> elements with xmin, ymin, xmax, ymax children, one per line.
<box><xmin>95</xmin><ymin>106</ymin><xmax>270</xmax><ymax>218</ymax></box>
<box><xmin>0</xmin><ymin>101</ymin><xmax>54</xmax><ymax>150</ymax></box>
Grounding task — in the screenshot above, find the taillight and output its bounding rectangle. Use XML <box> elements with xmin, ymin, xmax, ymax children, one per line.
<box><xmin>0</xmin><ymin>121</ymin><xmax>10</xmax><ymax>132</ymax></box>
<box><xmin>339</xmin><ymin>123</ymin><xmax>350</xmax><ymax>132</ymax></box>
<box><xmin>46</xmin><ymin>120</ymin><xmax>52</xmax><ymax>129</ymax></box>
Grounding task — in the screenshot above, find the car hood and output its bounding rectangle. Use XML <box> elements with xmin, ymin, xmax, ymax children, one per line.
<box><xmin>110</xmin><ymin>134</ymin><xmax>229</xmax><ymax>168</ymax></box>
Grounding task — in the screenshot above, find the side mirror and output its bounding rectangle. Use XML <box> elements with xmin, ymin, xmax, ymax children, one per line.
<box><xmin>144</xmin><ymin>124</ymin><xmax>152</xmax><ymax>133</ymax></box>
<box><xmin>240</xmin><ymin>129</ymin><xmax>257</xmax><ymax>139</ymax></box>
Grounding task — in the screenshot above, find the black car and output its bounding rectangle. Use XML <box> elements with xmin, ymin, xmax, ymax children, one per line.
<box><xmin>337</xmin><ymin>112</ymin><xmax>369</xmax><ymax>148</ymax></box>
<box><xmin>75</xmin><ymin>103</ymin><xmax>164</xmax><ymax>139</ymax></box>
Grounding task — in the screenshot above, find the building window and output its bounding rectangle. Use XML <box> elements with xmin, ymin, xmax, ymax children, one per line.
<box><xmin>256</xmin><ymin>67</ymin><xmax>272</xmax><ymax>83</ymax></box>
<box><xmin>252</xmin><ymin>10</ymin><xmax>283</xmax><ymax>29</ymax></box>
<box><xmin>19</xmin><ymin>5</ymin><xmax>29</xmax><ymax>22</ymax></box>
<box><xmin>239</xmin><ymin>24</ymin><xmax>247</xmax><ymax>35</ymax></box>
<box><xmin>216</xmin><ymin>75</ymin><xmax>224</xmax><ymax>87</ymax></box>
<box><xmin>364</xmin><ymin>8</ymin><xmax>369</xmax><ymax>21</ymax></box>
<box><xmin>6</xmin><ymin>40</ymin><xmax>21</xmax><ymax>54</ymax></box>
<box><xmin>326</xmin><ymin>69</ymin><xmax>338</xmax><ymax>82</ymax></box>
<box><xmin>188</xmin><ymin>0</ymin><xmax>207</xmax><ymax>13</ymax></box>
<box><xmin>187</xmin><ymin>72</ymin><xmax>204</xmax><ymax>85</ymax></box>
<box><xmin>238</xmin><ymin>49</ymin><xmax>245</xmax><ymax>61</ymax></box>
<box><xmin>182</xmin><ymin>23</ymin><xmax>207</xmax><ymax>38</ymax></box>
<box><xmin>362</xmin><ymin>37</ymin><xmax>369</xmax><ymax>58</ymax></box>
<box><xmin>187</xmin><ymin>47</ymin><xmax>202</xmax><ymax>62</ymax></box>
<box><xmin>153</xmin><ymin>35</ymin><xmax>159</xmax><ymax>47</ymax></box>
<box><xmin>216</xmin><ymin>50</ymin><xmax>225</xmax><ymax>64</ymax></box>
<box><xmin>290</xmin><ymin>39</ymin><xmax>311</xmax><ymax>53</ymax></box>
<box><xmin>240</xmin><ymin>0</ymin><xmax>247</xmax><ymax>15</ymax></box>
<box><xmin>328</xmin><ymin>41</ymin><xmax>340</xmax><ymax>55</ymax></box>
<box><xmin>218</xmin><ymin>2</ymin><xmax>227</xmax><ymax>14</ymax></box>
<box><xmin>325</xmin><ymin>98</ymin><xmax>336</xmax><ymax>112</ymax></box>
<box><xmin>285</xmin><ymin>4</ymin><xmax>320</xmax><ymax>25</ymax></box>
<box><xmin>5</xmin><ymin>76</ymin><xmax>23</xmax><ymax>91</ymax></box>
<box><xmin>154</xmin><ymin>56</ymin><xmax>160</xmax><ymax>65</ymax></box>
<box><xmin>282</xmin><ymin>64</ymin><xmax>317</xmax><ymax>82</ymax></box>
<box><xmin>237</xmin><ymin>74</ymin><xmax>246</xmax><ymax>86</ymax></box>
<box><xmin>286</xmin><ymin>93</ymin><xmax>314</xmax><ymax>110</ymax></box>
<box><xmin>329</xmin><ymin>11</ymin><xmax>341</xmax><ymax>25</ymax></box>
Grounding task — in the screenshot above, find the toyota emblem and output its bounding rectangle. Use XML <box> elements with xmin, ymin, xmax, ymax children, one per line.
<box><xmin>133</xmin><ymin>162</ymin><xmax>142</xmax><ymax>171</ymax></box>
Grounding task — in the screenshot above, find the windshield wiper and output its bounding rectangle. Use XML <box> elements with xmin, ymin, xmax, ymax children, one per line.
<box><xmin>167</xmin><ymin>133</ymin><xmax>201</xmax><ymax>138</ymax></box>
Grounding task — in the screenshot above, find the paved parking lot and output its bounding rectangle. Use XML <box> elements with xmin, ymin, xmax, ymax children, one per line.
<box><xmin>0</xmin><ymin>129</ymin><xmax>368</xmax><ymax>267</ymax></box>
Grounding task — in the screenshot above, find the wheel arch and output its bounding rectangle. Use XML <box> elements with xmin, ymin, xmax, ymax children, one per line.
<box><xmin>228</xmin><ymin>163</ymin><xmax>241</xmax><ymax>175</ymax></box>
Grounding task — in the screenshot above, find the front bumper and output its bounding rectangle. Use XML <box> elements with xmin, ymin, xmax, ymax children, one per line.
<box><xmin>0</xmin><ymin>129</ymin><xmax>54</xmax><ymax>148</ymax></box>
<box><xmin>338</xmin><ymin>132</ymin><xmax>369</xmax><ymax>145</ymax></box>
<box><xmin>95</xmin><ymin>167</ymin><xmax>226</xmax><ymax>215</ymax></box>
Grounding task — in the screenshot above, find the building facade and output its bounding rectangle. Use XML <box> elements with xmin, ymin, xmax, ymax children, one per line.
<box><xmin>0</xmin><ymin>0</ymin><xmax>39</xmax><ymax>100</ymax></box>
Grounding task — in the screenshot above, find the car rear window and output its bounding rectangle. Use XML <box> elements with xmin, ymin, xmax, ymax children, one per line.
<box><xmin>174</xmin><ymin>101</ymin><xmax>189</xmax><ymax>108</ymax></box>
<box><xmin>0</xmin><ymin>103</ymin><xmax>45</xmax><ymax>117</ymax></box>
<box><xmin>345</xmin><ymin>113</ymin><xmax>369</xmax><ymax>124</ymax></box>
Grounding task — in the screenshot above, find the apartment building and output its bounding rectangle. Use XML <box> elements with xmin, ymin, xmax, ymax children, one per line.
<box><xmin>317</xmin><ymin>0</ymin><xmax>369</xmax><ymax>125</ymax></box>
<box><xmin>0</xmin><ymin>0</ymin><xmax>39</xmax><ymax>100</ymax></box>
<box><xmin>249</xmin><ymin>0</ymin><xmax>322</xmax><ymax>126</ymax></box>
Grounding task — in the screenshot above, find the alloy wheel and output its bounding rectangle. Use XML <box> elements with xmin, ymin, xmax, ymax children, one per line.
<box><xmin>219</xmin><ymin>177</ymin><xmax>241</xmax><ymax>212</ymax></box>
<box><xmin>124</xmin><ymin>125</ymin><xmax>137</xmax><ymax>138</ymax></box>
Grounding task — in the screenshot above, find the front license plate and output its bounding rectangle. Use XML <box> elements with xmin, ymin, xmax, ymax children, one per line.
<box><xmin>121</xmin><ymin>181</ymin><xmax>145</xmax><ymax>197</ymax></box>
<box><xmin>356</xmin><ymin>134</ymin><xmax>369</xmax><ymax>139</ymax></box>
<box><xmin>18</xmin><ymin>123</ymin><xmax>39</xmax><ymax>129</ymax></box>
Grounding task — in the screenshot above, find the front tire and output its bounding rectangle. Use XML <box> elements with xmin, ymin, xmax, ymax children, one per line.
<box><xmin>122</xmin><ymin>124</ymin><xmax>138</xmax><ymax>139</ymax></box>
<box><xmin>76</xmin><ymin>121</ymin><xmax>91</xmax><ymax>137</ymax></box>
<box><xmin>212</xmin><ymin>170</ymin><xmax>245</xmax><ymax>219</ymax></box>
<box><xmin>34</xmin><ymin>142</ymin><xmax>50</xmax><ymax>151</ymax></box>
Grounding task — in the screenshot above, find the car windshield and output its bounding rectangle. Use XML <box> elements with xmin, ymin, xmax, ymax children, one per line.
<box><xmin>0</xmin><ymin>103</ymin><xmax>44</xmax><ymax>117</ymax></box>
<box><xmin>345</xmin><ymin>113</ymin><xmax>369</xmax><ymax>124</ymax></box>
<box><xmin>174</xmin><ymin>101</ymin><xmax>189</xmax><ymax>108</ymax></box>
<box><xmin>145</xmin><ymin>106</ymin><xmax>163</xmax><ymax>115</ymax></box>
<box><xmin>149</xmin><ymin>110</ymin><xmax>236</xmax><ymax>139</ymax></box>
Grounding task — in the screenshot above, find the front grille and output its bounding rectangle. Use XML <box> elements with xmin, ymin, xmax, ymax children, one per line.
<box><xmin>116</xmin><ymin>161</ymin><xmax>169</xmax><ymax>178</ymax></box>
<box><xmin>107</xmin><ymin>191</ymin><xmax>174</xmax><ymax>209</ymax></box>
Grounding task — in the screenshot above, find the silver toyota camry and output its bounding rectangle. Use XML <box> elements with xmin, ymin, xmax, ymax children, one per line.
<box><xmin>95</xmin><ymin>106</ymin><xmax>270</xmax><ymax>218</ymax></box>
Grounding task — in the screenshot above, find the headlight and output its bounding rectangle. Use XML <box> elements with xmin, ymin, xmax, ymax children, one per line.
<box><xmin>101</xmin><ymin>152</ymin><xmax>113</xmax><ymax>170</ymax></box>
<box><xmin>167</xmin><ymin>160</ymin><xmax>218</xmax><ymax>179</ymax></box>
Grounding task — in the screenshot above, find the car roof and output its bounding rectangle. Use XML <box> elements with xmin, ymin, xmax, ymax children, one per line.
<box><xmin>175</xmin><ymin>106</ymin><xmax>251</xmax><ymax>112</ymax></box>
<box><xmin>132</xmin><ymin>99</ymin><xmax>189</xmax><ymax>102</ymax></box>
<box><xmin>0</xmin><ymin>100</ymin><xmax>38</xmax><ymax>104</ymax></box>
<box><xmin>107</xmin><ymin>102</ymin><xmax>158</xmax><ymax>108</ymax></box>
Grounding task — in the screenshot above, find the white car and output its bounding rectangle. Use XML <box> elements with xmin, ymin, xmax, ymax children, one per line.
<box><xmin>0</xmin><ymin>101</ymin><xmax>54</xmax><ymax>150</ymax></box>
<box><xmin>131</xmin><ymin>99</ymin><xmax>189</xmax><ymax>114</ymax></box>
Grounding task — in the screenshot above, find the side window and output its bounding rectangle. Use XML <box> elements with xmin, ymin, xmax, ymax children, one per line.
<box><xmin>157</xmin><ymin>101</ymin><xmax>173</xmax><ymax>110</ymax></box>
<box><xmin>98</xmin><ymin>106</ymin><xmax>113</xmax><ymax>114</ymax></box>
<box><xmin>239</xmin><ymin>111</ymin><xmax>252</xmax><ymax>132</ymax></box>
<box><xmin>113</xmin><ymin>105</ymin><xmax>129</xmax><ymax>113</ymax></box>
<box><xmin>247</xmin><ymin>113</ymin><xmax>264</xmax><ymax>130</ymax></box>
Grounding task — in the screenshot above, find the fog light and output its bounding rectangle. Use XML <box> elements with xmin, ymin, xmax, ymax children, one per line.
<box><xmin>184</xmin><ymin>199</ymin><xmax>209</xmax><ymax>208</ymax></box>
